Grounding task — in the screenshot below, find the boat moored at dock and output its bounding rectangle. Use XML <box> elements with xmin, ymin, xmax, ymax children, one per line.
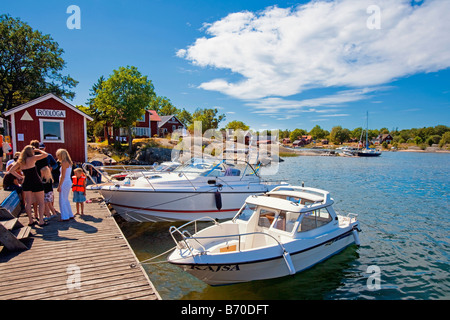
<box><xmin>167</xmin><ymin>186</ymin><xmax>361</xmax><ymax>285</ymax></box>
<box><xmin>88</xmin><ymin>158</ymin><xmax>288</xmax><ymax>222</ymax></box>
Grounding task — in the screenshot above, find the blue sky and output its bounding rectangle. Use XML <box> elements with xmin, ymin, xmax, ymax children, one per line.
<box><xmin>2</xmin><ymin>0</ymin><xmax>450</xmax><ymax>132</ymax></box>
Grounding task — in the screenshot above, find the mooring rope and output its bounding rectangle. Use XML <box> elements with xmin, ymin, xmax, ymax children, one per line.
<box><xmin>138</xmin><ymin>246</ymin><xmax>178</xmax><ymax>265</ymax></box>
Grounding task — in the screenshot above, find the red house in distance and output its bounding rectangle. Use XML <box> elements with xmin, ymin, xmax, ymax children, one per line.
<box><xmin>134</xmin><ymin>109</ymin><xmax>161</xmax><ymax>138</ymax></box>
<box><xmin>158</xmin><ymin>115</ymin><xmax>186</xmax><ymax>138</ymax></box>
<box><xmin>113</xmin><ymin>109</ymin><xmax>161</xmax><ymax>142</ymax></box>
<box><xmin>2</xmin><ymin>93</ymin><xmax>93</xmax><ymax>163</ymax></box>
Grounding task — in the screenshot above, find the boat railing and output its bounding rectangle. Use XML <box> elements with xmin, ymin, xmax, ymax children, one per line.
<box><xmin>346</xmin><ymin>213</ymin><xmax>358</xmax><ymax>222</ymax></box>
<box><xmin>177</xmin><ymin>171</ymin><xmax>197</xmax><ymax>191</ymax></box>
<box><xmin>82</xmin><ymin>162</ymin><xmax>113</xmax><ymax>186</ymax></box>
<box><xmin>82</xmin><ymin>163</ymin><xmax>163</xmax><ymax>190</ymax></box>
<box><xmin>169</xmin><ymin>216</ymin><xmax>220</xmax><ymax>252</ymax></box>
<box><xmin>169</xmin><ymin>219</ymin><xmax>288</xmax><ymax>255</ymax></box>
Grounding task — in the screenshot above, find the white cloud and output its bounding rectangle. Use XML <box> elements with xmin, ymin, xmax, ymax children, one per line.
<box><xmin>319</xmin><ymin>114</ymin><xmax>350</xmax><ymax>117</ymax></box>
<box><xmin>177</xmin><ymin>0</ymin><xmax>450</xmax><ymax>113</ymax></box>
<box><xmin>245</xmin><ymin>87</ymin><xmax>385</xmax><ymax>115</ymax></box>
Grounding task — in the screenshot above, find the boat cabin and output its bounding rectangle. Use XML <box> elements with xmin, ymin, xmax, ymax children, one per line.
<box><xmin>167</xmin><ymin>185</ymin><xmax>360</xmax><ymax>285</ymax></box>
<box><xmin>232</xmin><ymin>186</ymin><xmax>338</xmax><ymax>245</ymax></box>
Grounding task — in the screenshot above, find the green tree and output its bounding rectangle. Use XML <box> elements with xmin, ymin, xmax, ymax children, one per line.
<box><xmin>176</xmin><ymin>108</ymin><xmax>193</xmax><ymax>127</ymax></box>
<box><xmin>281</xmin><ymin>129</ymin><xmax>291</xmax><ymax>139</ymax></box>
<box><xmin>351</xmin><ymin>127</ymin><xmax>363</xmax><ymax>140</ymax></box>
<box><xmin>189</xmin><ymin>108</ymin><xmax>226</xmax><ymax>133</ymax></box>
<box><xmin>148</xmin><ymin>95</ymin><xmax>193</xmax><ymax>128</ymax></box>
<box><xmin>434</xmin><ymin>125</ymin><xmax>449</xmax><ymax>137</ymax></box>
<box><xmin>289</xmin><ymin>128</ymin><xmax>307</xmax><ymax>142</ymax></box>
<box><xmin>368</xmin><ymin>129</ymin><xmax>379</xmax><ymax>140</ymax></box>
<box><xmin>150</xmin><ymin>96</ymin><xmax>178</xmax><ymax>116</ymax></box>
<box><xmin>414</xmin><ymin>136</ymin><xmax>423</xmax><ymax>145</ymax></box>
<box><xmin>439</xmin><ymin>132</ymin><xmax>450</xmax><ymax>148</ymax></box>
<box><xmin>76</xmin><ymin>104</ymin><xmax>96</xmax><ymax>141</ymax></box>
<box><xmin>95</xmin><ymin>66</ymin><xmax>156</xmax><ymax>153</ymax></box>
<box><xmin>225</xmin><ymin>120</ymin><xmax>250</xmax><ymax>131</ymax></box>
<box><xmin>309</xmin><ymin>125</ymin><xmax>326</xmax><ymax>140</ymax></box>
<box><xmin>330</xmin><ymin>126</ymin><xmax>350</xmax><ymax>144</ymax></box>
<box><xmin>426</xmin><ymin>135</ymin><xmax>441</xmax><ymax>146</ymax></box>
<box><xmin>0</xmin><ymin>14</ymin><xmax>78</xmax><ymax>112</ymax></box>
<box><xmin>86</xmin><ymin>76</ymin><xmax>111</xmax><ymax>143</ymax></box>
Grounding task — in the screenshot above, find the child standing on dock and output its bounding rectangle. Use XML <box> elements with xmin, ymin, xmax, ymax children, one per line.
<box><xmin>41</xmin><ymin>166</ymin><xmax>58</xmax><ymax>219</ymax></box>
<box><xmin>72</xmin><ymin>168</ymin><xmax>87</xmax><ymax>215</ymax></box>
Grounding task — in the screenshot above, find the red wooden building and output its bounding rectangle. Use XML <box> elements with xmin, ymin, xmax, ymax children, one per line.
<box><xmin>158</xmin><ymin>115</ymin><xmax>186</xmax><ymax>137</ymax></box>
<box><xmin>112</xmin><ymin>109</ymin><xmax>161</xmax><ymax>142</ymax></box>
<box><xmin>2</xmin><ymin>93</ymin><xmax>93</xmax><ymax>163</ymax></box>
<box><xmin>133</xmin><ymin>109</ymin><xmax>160</xmax><ymax>138</ymax></box>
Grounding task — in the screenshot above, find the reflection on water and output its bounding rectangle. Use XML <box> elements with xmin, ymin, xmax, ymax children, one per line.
<box><xmin>118</xmin><ymin>152</ymin><xmax>450</xmax><ymax>300</ymax></box>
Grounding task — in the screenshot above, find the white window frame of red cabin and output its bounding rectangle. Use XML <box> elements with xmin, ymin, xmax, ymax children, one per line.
<box><xmin>39</xmin><ymin>118</ymin><xmax>65</xmax><ymax>143</ymax></box>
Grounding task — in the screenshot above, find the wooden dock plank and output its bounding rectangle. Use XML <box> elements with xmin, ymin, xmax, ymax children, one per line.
<box><xmin>0</xmin><ymin>189</ymin><xmax>161</xmax><ymax>300</ymax></box>
<box><xmin>0</xmin><ymin>258</ymin><xmax>144</xmax><ymax>288</ymax></box>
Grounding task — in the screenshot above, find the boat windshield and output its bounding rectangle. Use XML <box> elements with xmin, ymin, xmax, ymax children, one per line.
<box><xmin>154</xmin><ymin>163</ymin><xmax>179</xmax><ymax>172</ymax></box>
<box><xmin>173</xmin><ymin>158</ymin><xmax>256</xmax><ymax>177</ymax></box>
<box><xmin>234</xmin><ymin>203</ymin><xmax>257</xmax><ymax>222</ymax></box>
<box><xmin>234</xmin><ymin>203</ymin><xmax>303</xmax><ymax>235</ymax></box>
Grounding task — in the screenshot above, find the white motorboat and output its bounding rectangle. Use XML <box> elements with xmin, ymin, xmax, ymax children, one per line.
<box><xmin>167</xmin><ymin>186</ymin><xmax>361</xmax><ymax>285</ymax></box>
<box><xmin>89</xmin><ymin>158</ymin><xmax>288</xmax><ymax>222</ymax></box>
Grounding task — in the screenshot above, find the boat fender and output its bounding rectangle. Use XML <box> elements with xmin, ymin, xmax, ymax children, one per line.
<box><xmin>215</xmin><ymin>191</ymin><xmax>222</xmax><ymax>211</ymax></box>
<box><xmin>283</xmin><ymin>250</ymin><xmax>296</xmax><ymax>275</ymax></box>
<box><xmin>352</xmin><ymin>228</ymin><xmax>361</xmax><ymax>247</ymax></box>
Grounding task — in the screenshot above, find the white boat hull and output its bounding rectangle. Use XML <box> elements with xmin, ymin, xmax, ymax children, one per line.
<box><xmin>169</xmin><ymin>228</ymin><xmax>358</xmax><ymax>285</ymax></box>
<box><xmin>97</xmin><ymin>185</ymin><xmax>275</xmax><ymax>222</ymax></box>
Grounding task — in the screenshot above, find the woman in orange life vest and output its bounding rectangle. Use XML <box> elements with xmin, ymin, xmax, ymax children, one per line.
<box><xmin>72</xmin><ymin>168</ymin><xmax>87</xmax><ymax>215</ymax></box>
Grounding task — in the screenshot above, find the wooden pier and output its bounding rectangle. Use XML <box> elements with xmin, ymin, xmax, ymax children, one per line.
<box><xmin>0</xmin><ymin>189</ymin><xmax>161</xmax><ymax>300</ymax></box>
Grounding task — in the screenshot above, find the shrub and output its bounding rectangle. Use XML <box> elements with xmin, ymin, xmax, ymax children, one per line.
<box><xmin>426</xmin><ymin>135</ymin><xmax>441</xmax><ymax>146</ymax></box>
<box><xmin>439</xmin><ymin>132</ymin><xmax>450</xmax><ymax>148</ymax></box>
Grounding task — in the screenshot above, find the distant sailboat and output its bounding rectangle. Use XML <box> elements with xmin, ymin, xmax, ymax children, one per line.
<box><xmin>356</xmin><ymin>112</ymin><xmax>381</xmax><ymax>157</ymax></box>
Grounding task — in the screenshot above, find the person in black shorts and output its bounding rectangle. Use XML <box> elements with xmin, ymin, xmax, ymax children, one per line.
<box><xmin>8</xmin><ymin>145</ymin><xmax>48</xmax><ymax>226</ymax></box>
<box><xmin>0</xmin><ymin>145</ymin><xmax>3</xmax><ymax>171</ymax></box>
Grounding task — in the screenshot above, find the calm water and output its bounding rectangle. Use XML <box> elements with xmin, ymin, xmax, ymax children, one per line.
<box><xmin>118</xmin><ymin>151</ymin><xmax>450</xmax><ymax>300</ymax></box>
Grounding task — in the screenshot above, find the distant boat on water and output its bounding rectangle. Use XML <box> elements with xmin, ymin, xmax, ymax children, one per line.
<box><xmin>356</xmin><ymin>148</ymin><xmax>381</xmax><ymax>157</ymax></box>
<box><xmin>356</xmin><ymin>112</ymin><xmax>381</xmax><ymax>157</ymax></box>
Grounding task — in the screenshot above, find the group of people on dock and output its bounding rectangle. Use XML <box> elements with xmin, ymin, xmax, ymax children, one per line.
<box><xmin>3</xmin><ymin>140</ymin><xmax>87</xmax><ymax>227</ymax></box>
